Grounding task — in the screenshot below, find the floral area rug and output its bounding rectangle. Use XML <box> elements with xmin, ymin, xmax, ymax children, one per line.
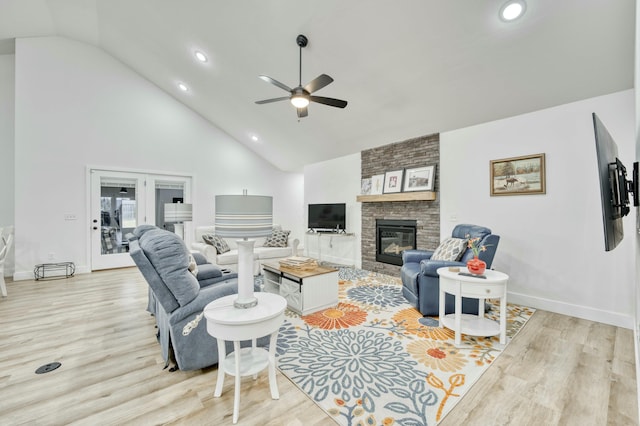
<box><xmin>273</xmin><ymin>268</ymin><xmax>535</xmax><ymax>426</ymax></box>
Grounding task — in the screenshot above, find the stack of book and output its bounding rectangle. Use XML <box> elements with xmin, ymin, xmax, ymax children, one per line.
<box><xmin>279</xmin><ymin>256</ymin><xmax>319</xmax><ymax>270</ymax></box>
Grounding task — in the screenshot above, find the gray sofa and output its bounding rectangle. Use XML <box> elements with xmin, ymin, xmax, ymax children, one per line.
<box><xmin>129</xmin><ymin>225</ymin><xmax>266</xmax><ymax>371</ymax></box>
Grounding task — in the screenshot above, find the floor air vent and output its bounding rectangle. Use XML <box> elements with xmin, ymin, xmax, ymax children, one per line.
<box><xmin>35</xmin><ymin>362</ymin><xmax>61</xmax><ymax>374</ymax></box>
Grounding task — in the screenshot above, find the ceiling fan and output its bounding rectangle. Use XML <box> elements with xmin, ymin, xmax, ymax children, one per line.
<box><xmin>255</xmin><ymin>34</ymin><xmax>348</xmax><ymax>118</ymax></box>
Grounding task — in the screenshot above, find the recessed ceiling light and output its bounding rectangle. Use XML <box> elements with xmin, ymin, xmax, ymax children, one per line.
<box><xmin>194</xmin><ymin>50</ymin><xmax>208</xmax><ymax>63</ymax></box>
<box><xmin>499</xmin><ymin>0</ymin><xmax>526</xmax><ymax>22</ymax></box>
<box><xmin>251</xmin><ymin>135</ymin><xmax>259</xmax><ymax>142</ymax></box>
<box><xmin>177</xmin><ymin>82</ymin><xmax>188</xmax><ymax>92</ymax></box>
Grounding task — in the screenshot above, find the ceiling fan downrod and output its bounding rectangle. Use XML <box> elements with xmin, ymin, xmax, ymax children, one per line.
<box><xmin>296</xmin><ymin>34</ymin><xmax>308</xmax><ymax>87</ymax></box>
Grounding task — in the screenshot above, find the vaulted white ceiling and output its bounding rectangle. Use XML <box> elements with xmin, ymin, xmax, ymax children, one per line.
<box><xmin>1</xmin><ymin>0</ymin><xmax>635</xmax><ymax>171</ymax></box>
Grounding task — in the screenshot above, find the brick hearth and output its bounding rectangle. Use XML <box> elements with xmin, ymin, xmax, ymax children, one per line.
<box><xmin>361</xmin><ymin>133</ymin><xmax>440</xmax><ymax>275</ymax></box>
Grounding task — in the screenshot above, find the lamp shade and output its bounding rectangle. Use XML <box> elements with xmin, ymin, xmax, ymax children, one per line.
<box><xmin>214</xmin><ymin>195</ymin><xmax>273</xmax><ymax>238</ymax></box>
<box><xmin>164</xmin><ymin>203</ymin><xmax>192</xmax><ymax>223</ymax></box>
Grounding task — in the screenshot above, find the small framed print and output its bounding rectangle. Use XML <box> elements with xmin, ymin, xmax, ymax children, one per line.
<box><xmin>361</xmin><ymin>178</ymin><xmax>372</xmax><ymax>195</ymax></box>
<box><xmin>403</xmin><ymin>166</ymin><xmax>435</xmax><ymax>192</ymax></box>
<box><xmin>383</xmin><ymin>170</ymin><xmax>404</xmax><ymax>193</ymax></box>
<box><xmin>370</xmin><ymin>174</ymin><xmax>385</xmax><ymax>195</ymax></box>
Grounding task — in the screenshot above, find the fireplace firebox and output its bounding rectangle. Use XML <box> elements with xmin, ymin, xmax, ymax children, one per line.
<box><xmin>376</xmin><ymin>219</ymin><xmax>417</xmax><ymax>266</ymax></box>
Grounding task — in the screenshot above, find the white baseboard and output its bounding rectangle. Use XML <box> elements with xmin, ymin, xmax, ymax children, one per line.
<box><xmin>13</xmin><ymin>264</ymin><xmax>91</xmax><ymax>281</ymax></box>
<box><xmin>508</xmin><ymin>290</ymin><xmax>634</xmax><ymax>329</ymax></box>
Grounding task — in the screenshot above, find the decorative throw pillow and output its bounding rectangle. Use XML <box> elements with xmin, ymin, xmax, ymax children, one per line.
<box><xmin>202</xmin><ymin>234</ymin><xmax>230</xmax><ymax>254</ymax></box>
<box><xmin>188</xmin><ymin>254</ymin><xmax>199</xmax><ymax>277</ymax></box>
<box><xmin>431</xmin><ymin>237</ymin><xmax>467</xmax><ymax>261</ymax></box>
<box><xmin>264</xmin><ymin>229</ymin><xmax>291</xmax><ymax>248</ymax></box>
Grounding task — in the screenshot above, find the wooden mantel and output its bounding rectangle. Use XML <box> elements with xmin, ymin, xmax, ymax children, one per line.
<box><xmin>356</xmin><ymin>191</ymin><xmax>436</xmax><ymax>203</ymax></box>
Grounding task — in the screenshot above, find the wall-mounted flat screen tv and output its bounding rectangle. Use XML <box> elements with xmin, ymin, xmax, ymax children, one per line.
<box><xmin>592</xmin><ymin>112</ymin><xmax>638</xmax><ymax>251</ymax></box>
<box><xmin>308</xmin><ymin>203</ymin><xmax>346</xmax><ymax>232</ymax></box>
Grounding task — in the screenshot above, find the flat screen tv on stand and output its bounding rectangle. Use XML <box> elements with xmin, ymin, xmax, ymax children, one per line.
<box><xmin>308</xmin><ymin>203</ymin><xmax>346</xmax><ymax>233</ymax></box>
<box><xmin>592</xmin><ymin>112</ymin><xmax>638</xmax><ymax>251</ymax></box>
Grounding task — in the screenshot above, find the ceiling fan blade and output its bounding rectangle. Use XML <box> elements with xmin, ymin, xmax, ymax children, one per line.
<box><xmin>255</xmin><ymin>96</ymin><xmax>290</xmax><ymax>105</ymax></box>
<box><xmin>259</xmin><ymin>75</ymin><xmax>292</xmax><ymax>93</ymax></box>
<box><xmin>308</xmin><ymin>95</ymin><xmax>348</xmax><ymax>108</ymax></box>
<box><xmin>297</xmin><ymin>107</ymin><xmax>308</xmax><ymax>118</ymax></box>
<box><xmin>304</xmin><ymin>74</ymin><xmax>334</xmax><ymax>94</ymax></box>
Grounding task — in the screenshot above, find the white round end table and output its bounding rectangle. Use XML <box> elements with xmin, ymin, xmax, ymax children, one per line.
<box><xmin>437</xmin><ymin>267</ymin><xmax>509</xmax><ymax>347</ymax></box>
<box><xmin>204</xmin><ymin>292</ymin><xmax>287</xmax><ymax>424</ymax></box>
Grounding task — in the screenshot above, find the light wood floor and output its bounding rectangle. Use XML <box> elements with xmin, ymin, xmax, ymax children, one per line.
<box><xmin>0</xmin><ymin>268</ymin><xmax>637</xmax><ymax>425</ymax></box>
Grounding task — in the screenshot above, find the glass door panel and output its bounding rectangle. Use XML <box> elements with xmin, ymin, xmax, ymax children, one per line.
<box><xmin>100</xmin><ymin>181</ymin><xmax>137</xmax><ymax>255</ymax></box>
<box><xmin>155</xmin><ymin>181</ymin><xmax>186</xmax><ymax>234</ymax></box>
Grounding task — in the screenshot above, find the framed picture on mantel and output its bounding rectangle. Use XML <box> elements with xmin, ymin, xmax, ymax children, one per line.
<box><xmin>361</xmin><ymin>178</ymin><xmax>372</xmax><ymax>195</ymax></box>
<box><xmin>403</xmin><ymin>166</ymin><xmax>434</xmax><ymax>192</ymax></box>
<box><xmin>383</xmin><ymin>170</ymin><xmax>404</xmax><ymax>193</ymax></box>
<box><xmin>370</xmin><ymin>174</ymin><xmax>385</xmax><ymax>195</ymax></box>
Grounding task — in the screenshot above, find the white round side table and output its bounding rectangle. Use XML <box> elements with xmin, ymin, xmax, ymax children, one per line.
<box><xmin>204</xmin><ymin>292</ymin><xmax>287</xmax><ymax>424</ymax></box>
<box><xmin>437</xmin><ymin>267</ymin><xmax>509</xmax><ymax>347</ymax></box>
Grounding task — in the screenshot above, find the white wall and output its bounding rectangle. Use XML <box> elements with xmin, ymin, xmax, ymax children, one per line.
<box><xmin>441</xmin><ymin>90</ymin><xmax>635</xmax><ymax>328</ymax></box>
<box><xmin>303</xmin><ymin>153</ymin><xmax>361</xmax><ymax>267</ymax></box>
<box><xmin>304</xmin><ymin>91</ymin><xmax>634</xmax><ymax>328</ymax></box>
<box><xmin>12</xmin><ymin>36</ymin><xmax>303</xmax><ymax>278</ymax></box>
<box><xmin>0</xmin><ymin>54</ymin><xmax>15</xmax><ymax>276</ymax></box>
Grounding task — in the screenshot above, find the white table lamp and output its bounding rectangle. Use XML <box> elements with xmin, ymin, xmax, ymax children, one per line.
<box><xmin>215</xmin><ymin>193</ymin><xmax>273</xmax><ymax>309</ymax></box>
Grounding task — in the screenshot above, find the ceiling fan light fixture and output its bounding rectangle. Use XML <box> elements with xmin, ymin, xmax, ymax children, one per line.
<box><xmin>291</xmin><ymin>95</ymin><xmax>309</xmax><ymax>108</ymax></box>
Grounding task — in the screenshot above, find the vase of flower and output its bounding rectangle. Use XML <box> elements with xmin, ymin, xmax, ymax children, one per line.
<box><xmin>466</xmin><ymin>256</ymin><xmax>486</xmax><ymax>275</ymax></box>
<box><xmin>465</xmin><ymin>234</ymin><xmax>489</xmax><ymax>275</ymax></box>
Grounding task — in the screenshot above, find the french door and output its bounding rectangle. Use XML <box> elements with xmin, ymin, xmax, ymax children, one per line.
<box><xmin>89</xmin><ymin>169</ymin><xmax>192</xmax><ymax>271</ymax></box>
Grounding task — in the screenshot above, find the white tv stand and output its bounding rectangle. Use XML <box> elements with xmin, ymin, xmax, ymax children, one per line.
<box><xmin>304</xmin><ymin>231</ymin><xmax>356</xmax><ymax>267</ymax></box>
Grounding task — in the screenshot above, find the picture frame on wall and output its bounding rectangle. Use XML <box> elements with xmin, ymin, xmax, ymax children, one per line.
<box><xmin>383</xmin><ymin>170</ymin><xmax>404</xmax><ymax>193</ymax></box>
<box><xmin>490</xmin><ymin>153</ymin><xmax>546</xmax><ymax>196</ymax></box>
<box><xmin>370</xmin><ymin>174</ymin><xmax>385</xmax><ymax>195</ymax></box>
<box><xmin>403</xmin><ymin>166</ymin><xmax>435</xmax><ymax>192</ymax></box>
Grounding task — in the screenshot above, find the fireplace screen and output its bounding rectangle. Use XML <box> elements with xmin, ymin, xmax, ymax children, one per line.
<box><xmin>376</xmin><ymin>219</ymin><xmax>417</xmax><ymax>266</ymax></box>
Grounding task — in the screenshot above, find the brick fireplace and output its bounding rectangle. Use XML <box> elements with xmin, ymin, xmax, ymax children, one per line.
<box><xmin>361</xmin><ymin>134</ymin><xmax>440</xmax><ymax>275</ymax></box>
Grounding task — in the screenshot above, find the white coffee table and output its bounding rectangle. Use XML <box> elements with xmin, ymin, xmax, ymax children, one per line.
<box><xmin>437</xmin><ymin>267</ymin><xmax>509</xmax><ymax>346</ymax></box>
<box><xmin>204</xmin><ymin>292</ymin><xmax>287</xmax><ymax>424</ymax></box>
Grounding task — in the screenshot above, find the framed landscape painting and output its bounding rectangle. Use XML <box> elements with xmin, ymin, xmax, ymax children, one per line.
<box><xmin>403</xmin><ymin>166</ymin><xmax>434</xmax><ymax>192</ymax></box>
<box><xmin>490</xmin><ymin>153</ymin><xmax>546</xmax><ymax>196</ymax></box>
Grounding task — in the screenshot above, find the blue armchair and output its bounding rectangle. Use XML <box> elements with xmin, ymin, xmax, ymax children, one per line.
<box><xmin>401</xmin><ymin>224</ymin><xmax>500</xmax><ymax>316</ymax></box>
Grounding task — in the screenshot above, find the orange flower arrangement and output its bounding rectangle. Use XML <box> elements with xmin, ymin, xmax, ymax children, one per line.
<box><xmin>466</xmin><ymin>234</ymin><xmax>487</xmax><ymax>257</ymax></box>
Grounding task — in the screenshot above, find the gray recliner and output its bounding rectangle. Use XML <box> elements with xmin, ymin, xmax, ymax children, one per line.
<box><xmin>129</xmin><ymin>225</ymin><xmax>266</xmax><ymax>371</ymax></box>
